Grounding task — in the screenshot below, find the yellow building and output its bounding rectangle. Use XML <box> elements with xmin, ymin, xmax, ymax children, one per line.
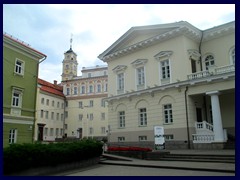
<box><xmin>98</xmin><ymin>21</ymin><xmax>235</xmax><ymax>149</ymax></box>
<box><xmin>61</xmin><ymin>44</ymin><xmax>108</xmax><ymax>140</ymax></box>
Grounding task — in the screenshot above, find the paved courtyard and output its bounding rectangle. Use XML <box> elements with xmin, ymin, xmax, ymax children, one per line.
<box><xmin>54</xmin><ymin>164</ymin><xmax>234</xmax><ymax>176</ymax></box>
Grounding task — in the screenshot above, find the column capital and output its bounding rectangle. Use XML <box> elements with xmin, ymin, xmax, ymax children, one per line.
<box><xmin>206</xmin><ymin>91</ymin><xmax>220</xmax><ymax>96</ymax></box>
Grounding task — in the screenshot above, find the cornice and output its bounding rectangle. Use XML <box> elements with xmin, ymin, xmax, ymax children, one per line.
<box><xmin>101</xmin><ymin>26</ymin><xmax>201</xmax><ymax>62</ymax></box>
<box><xmin>105</xmin><ymin>72</ymin><xmax>235</xmax><ymax>103</ymax></box>
<box><xmin>202</xmin><ymin>21</ymin><xmax>235</xmax><ymax>42</ymax></box>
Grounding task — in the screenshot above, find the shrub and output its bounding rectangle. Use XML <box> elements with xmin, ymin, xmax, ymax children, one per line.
<box><xmin>3</xmin><ymin>139</ymin><xmax>103</xmax><ymax>175</ymax></box>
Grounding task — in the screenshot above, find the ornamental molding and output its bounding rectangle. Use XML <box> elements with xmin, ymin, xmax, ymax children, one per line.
<box><xmin>100</xmin><ymin>26</ymin><xmax>201</xmax><ymax>62</ymax></box>
<box><xmin>154</xmin><ymin>51</ymin><xmax>173</xmax><ymax>60</ymax></box>
<box><xmin>188</xmin><ymin>49</ymin><xmax>201</xmax><ymax>60</ymax></box>
<box><xmin>112</xmin><ymin>65</ymin><xmax>127</xmax><ymax>73</ymax></box>
<box><xmin>131</xmin><ymin>59</ymin><xmax>148</xmax><ymax>67</ymax></box>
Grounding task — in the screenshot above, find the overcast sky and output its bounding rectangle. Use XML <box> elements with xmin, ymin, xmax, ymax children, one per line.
<box><xmin>3</xmin><ymin>4</ymin><xmax>235</xmax><ymax>84</ymax></box>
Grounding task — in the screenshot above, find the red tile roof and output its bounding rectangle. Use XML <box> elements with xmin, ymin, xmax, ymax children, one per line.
<box><xmin>38</xmin><ymin>78</ymin><xmax>64</xmax><ymax>97</ymax></box>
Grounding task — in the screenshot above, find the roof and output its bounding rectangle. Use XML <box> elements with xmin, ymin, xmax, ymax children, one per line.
<box><xmin>3</xmin><ymin>32</ymin><xmax>47</xmax><ymax>58</ymax></box>
<box><xmin>38</xmin><ymin>78</ymin><xmax>64</xmax><ymax>98</ymax></box>
<box><xmin>98</xmin><ymin>21</ymin><xmax>235</xmax><ymax>62</ymax></box>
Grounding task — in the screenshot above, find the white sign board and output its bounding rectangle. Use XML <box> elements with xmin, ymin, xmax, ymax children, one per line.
<box><xmin>154</xmin><ymin>126</ymin><xmax>165</xmax><ymax>149</ymax></box>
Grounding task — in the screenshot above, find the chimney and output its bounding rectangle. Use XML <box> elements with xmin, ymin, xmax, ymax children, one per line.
<box><xmin>54</xmin><ymin>80</ymin><xmax>57</xmax><ymax>85</ymax></box>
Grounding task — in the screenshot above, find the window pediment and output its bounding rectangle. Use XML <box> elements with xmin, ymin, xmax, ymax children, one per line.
<box><xmin>188</xmin><ymin>49</ymin><xmax>201</xmax><ymax>60</ymax></box>
<box><xmin>112</xmin><ymin>65</ymin><xmax>127</xmax><ymax>73</ymax></box>
<box><xmin>131</xmin><ymin>59</ymin><xmax>148</xmax><ymax>68</ymax></box>
<box><xmin>154</xmin><ymin>51</ymin><xmax>173</xmax><ymax>60</ymax></box>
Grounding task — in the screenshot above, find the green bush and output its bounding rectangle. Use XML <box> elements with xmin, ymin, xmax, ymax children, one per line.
<box><xmin>3</xmin><ymin>139</ymin><xmax>103</xmax><ymax>174</ymax></box>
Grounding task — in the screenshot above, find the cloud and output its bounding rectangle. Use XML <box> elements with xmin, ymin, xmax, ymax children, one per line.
<box><xmin>3</xmin><ymin>4</ymin><xmax>235</xmax><ymax>83</ymax></box>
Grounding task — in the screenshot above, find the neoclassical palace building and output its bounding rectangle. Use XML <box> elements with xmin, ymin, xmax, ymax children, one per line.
<box><xmin>98</xmin><ymin>21</ymin><xmax>235</xmax><ymax>149</ymax></box>
<box><xmin>61</xmin><ymin>45</ymin><xmax>109</xmax><ymax>140</ymax></box>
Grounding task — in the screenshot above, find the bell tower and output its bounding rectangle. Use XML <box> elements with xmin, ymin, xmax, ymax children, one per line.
<box><xmin>61</xmin><ymin>34</ymin><xmax>78</xmax><ymax>81</ymax></box>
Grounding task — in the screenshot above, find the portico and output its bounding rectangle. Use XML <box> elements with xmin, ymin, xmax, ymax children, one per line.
<box><xmin>206</xmin><ymin>91</ymin><xmax>225</xmax><ymax>142</ymax></box>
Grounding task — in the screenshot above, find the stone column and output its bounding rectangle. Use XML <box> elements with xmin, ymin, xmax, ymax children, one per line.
<box><xmin>206</xmin><ymin>91</ymin><xmax>225</xmax><ymax>142</ymax></box>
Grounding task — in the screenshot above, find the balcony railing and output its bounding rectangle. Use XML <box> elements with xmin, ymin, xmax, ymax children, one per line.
<box><xmin>215</xmin><ymin>64</ymin><xmax>235</xmax><ymax>74</ymax></box>
<box><xmin>192</xmin><ymin>134</ymin><xmax>215</xmax><ymax>143</ymax></box>
<box><xmin>187</xmin><ymin>64</ymin><xmax>235</xmax><ymax>80</ymax></box>
<box><xmin>188</xmin><ymin>71</ymin><xmax>210</xmax><ymax>80</ymax></box>
<box><xmin>195</xmin><ymin>121</ymin><xmax>213</xmax><ymax>132</ymax></box>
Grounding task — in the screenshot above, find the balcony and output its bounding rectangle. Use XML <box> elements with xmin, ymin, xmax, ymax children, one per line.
<box><xmin>187</xmin><ymin>64</ymin><xmax>235</xmax><ymax>80</ymax></box>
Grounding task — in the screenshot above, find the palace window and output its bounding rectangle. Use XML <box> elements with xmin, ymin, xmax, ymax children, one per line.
<box><xmin>139</xmin><ymin>136</ymin><xmax>147</xmax><ymax>141</ymax></box>
<box><xmin>89</xmin><ymin>100</ymin><xmax>94</xmax><ymax>107</ymax></box>
<box><xmin>163</xmin><ymin>104</ymin><xmax>173</xmax><ymax>124</ymax></box>
<box><xmin>205</xmin><ymin>55</ymin><xmax>215</xmax><ymax>70</ymax></box>
<box><xmin>51</xmin><ymin>112</ymin><xmax>54</xmax><ymax>120</ymax></box>
<box><xmin>73</xmin><ymin>87</ymin><xmax>78</xmax><ymax>95</ymax></box>
<box><xmin>97</xmin><ymin>84</ymin><xmax>101</xmax><ymax>93</ymax></box>
<box><xmin>117</xmin><ymin>73</ymin><xmax>124</xmax><ymax>94</ymax></box>
<box><xmin>89</xmin><ymin>113</ymin><xmax>94</xmax><ymax>120</ymax></box>
<box><xmin>81</xmin><ymin>86</ymin><xmax>85</xmax><ymax>94</ymax></box>
<box><xmin>137</xmin><ymin>67</ymin><xmax>145</xmax><ymax>85</ymax></box>
<box><xmin>79</xmin><ymin>101</ymin><xmax>83</xmax><ymax>108</ymax></box>
<box><xmin>41</xmin><ymin>98</ymin><xmax>44</xmax><ymax>104</ymax></box>
<box><xmin>118</xmin><ymin>137</ymin><xmax>125</xmax><ymax>142</ymax></box>
<box><xmin>46</xmin><ymin>99</ymin><xmax>49</xmax><ymax>106</ymax></box>
<box><xmin>119</xmin><ymin>111</ymin><xmax>125</xmax><ymax>128</ymax></box>
<box><xmin>89</xmin><ymin>85</ymin><xmax>93</xmax><ymax>94</ymax></box>
<box><xmin>139</xmin><ymin>108</ymin><xmax>147</xmax><ymax>126</ymax></box>
<box><xmin>66</xmin><ymin>88</ymin><xmax>70</xmax><ymax>95</ymax></box>
<box><xmin>161</xmin><ymin>60</ymin><xmax>170</xmax><ymax>79</ymax></box>
<box><xmin>9</xmin><ymin>129</ymin><xmax>17</xmax><ymax>144</ymax></box>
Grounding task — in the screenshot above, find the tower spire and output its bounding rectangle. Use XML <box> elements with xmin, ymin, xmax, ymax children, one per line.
<box><xmin>70</xmin><ymin>33</ymin><xmax>73</xmax><ymax>49</ymax></box>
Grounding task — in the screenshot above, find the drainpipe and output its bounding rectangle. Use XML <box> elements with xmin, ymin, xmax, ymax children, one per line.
<box><xmin>33</xmin><ymin>56</ymin><xmax>47</xmax><ymax>143</ymax></box>
<box><xmin>184</xmin><ymin>86</ymin><xmax>191</xmax><ymax>149</ymax></box>
<box><xmin>198</xmin><ymin>31</ymin><xmax>203</xmax><ymax>71</ymax></box>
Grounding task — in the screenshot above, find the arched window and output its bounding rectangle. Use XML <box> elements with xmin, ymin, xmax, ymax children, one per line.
<box><xmin>97</xmin><ymin>84</ymin><xmax>101</xmax><ymax>93</ymax></box>
<box><xmin>81</xmin><ymin>85</ymin><xmax>85</xmax><ymax>94</ymax></box>
<box><xmin>89</xmin><ymin>85</ymin><xmax>93</xmax><ymax>94</ymax></box>
<box><xmin>205</xmin><ymin>55</ymin><xmax>215</xmax><ymax>70</ymax></box>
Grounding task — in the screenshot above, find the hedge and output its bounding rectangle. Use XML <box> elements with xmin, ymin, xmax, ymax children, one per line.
<box><xmin>3</xmin><ymin>139</ymin><xmax>103</xmax><ymax>175</ymax></box>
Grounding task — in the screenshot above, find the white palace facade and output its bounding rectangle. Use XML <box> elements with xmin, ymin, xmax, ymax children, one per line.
<box><xmin>98</xmin><ymin>21</ymin><xmax>235</xmax><ymax>149</ymax></box>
